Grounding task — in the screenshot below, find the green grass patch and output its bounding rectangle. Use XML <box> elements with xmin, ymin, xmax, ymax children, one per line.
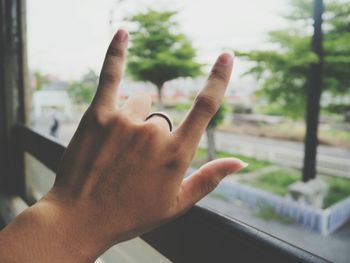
<box><xmin>194</xmin><ymin>148</ymin><xmax>271</xmax><ymax>173</ymax></box>
<box><xmin>240</xmin><ymin>167</ymin><xmax>350</xmax><ymax>208</ymax></box>
<box><xmin>323</xmin><ymin>177</ymin><xmax>350</xmax><ymax>208</ymax></box>
<box><xmin>242</xmin><ymin>169</ymin><xmax>300</xmax><ymax>196</ymax></box>
<box><xmin>194</xmin><ymin>148</ymin><xmax>350</xmax><ymax>208</ymax></box>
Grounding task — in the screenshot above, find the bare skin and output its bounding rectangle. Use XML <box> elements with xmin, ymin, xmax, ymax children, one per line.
<box><xmin>0</xmin><ymin>29</ymin><xmax>246</xmax><ymax>262</ymax></box>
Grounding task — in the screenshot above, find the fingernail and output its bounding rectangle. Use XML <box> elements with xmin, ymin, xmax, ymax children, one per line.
<box><xmin>240</xmin><ymin>162</ymin><xmax>249</xmax><ymax>169</ymax></box>
<box><xmin>235</xmin><ymin>160</ymin><xmax>249</xmax><ymax>172</ymax></box>
<box><xmin>218</xmin><ymin>53</ymin><xmax>233</xmax><ymax>66</ymax></box>
<box><xmin>115</xmin><ymin>29</ymin><xmax>128</xmax><ymax>42</ymax></box>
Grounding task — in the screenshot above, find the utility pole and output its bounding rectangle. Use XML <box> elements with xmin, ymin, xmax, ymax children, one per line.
<box><xmin>302</xmin><ymin>0</ymin><xmax>324</xmax><ymax>182</ymax></box>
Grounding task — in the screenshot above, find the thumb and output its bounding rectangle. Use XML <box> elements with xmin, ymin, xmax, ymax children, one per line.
<box><xmin>177</xmin><ymin>158</ymin><xmax>248</xmax><ymax>212</ymax></box>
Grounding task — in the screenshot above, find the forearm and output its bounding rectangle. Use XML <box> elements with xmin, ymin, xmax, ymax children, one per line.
<box><xmin>0</xmin><ymin>201</ymin><xmax>99</xmax><ymax>263</ymax></box>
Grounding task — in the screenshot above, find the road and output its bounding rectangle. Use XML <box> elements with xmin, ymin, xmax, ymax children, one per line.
<box><xmin>215</xmin><ymin>131</ymin><xmax>350</xmax><ymax>159</ymax></box>
<box><xmin>201</xmin><ymin>131</ymin><xmax>350</xmax><ymax>178</ymax></box>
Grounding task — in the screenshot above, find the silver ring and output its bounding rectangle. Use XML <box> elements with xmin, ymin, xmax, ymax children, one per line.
<box><xmin>145</xmin><ymin>112</ymin><xmax>173</xmax><ymax>132</ymax></box>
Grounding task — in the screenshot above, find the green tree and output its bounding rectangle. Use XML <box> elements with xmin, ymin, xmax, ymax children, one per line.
<box><xmin>67</xmin><ymin>70</ymin><xmax>98</xmax><ymax>105</ymax></box>
<box><xmin>237</xmin><ymin>0</ymin><xmax>350</xmax><ymax>118</ymax></box>
<box><xmin>206</xmin><ymin>104</ymin><xmax>227</xmax><ymax>160</ymax></box>
<box><xmin>127</xmin><ymin>9</ymin><xmax>202</xmax><ymax>108</ymax></box>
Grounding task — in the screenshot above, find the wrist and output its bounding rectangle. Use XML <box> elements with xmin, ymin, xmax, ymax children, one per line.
<box><xmin>25</xmin><ymin>197</ymin><xmax>108</xmax><ymax>262</ymax></box>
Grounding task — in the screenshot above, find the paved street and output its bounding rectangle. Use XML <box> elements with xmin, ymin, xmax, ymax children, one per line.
<box><xmin>215</xmin><ymin>130</ymin><xmax>350</xmax><ymax>159</ymax></box>
<box><xmin>201</xmin><ymin>130</ymin><xmax>350</xmax><ymax>178</ymax></box>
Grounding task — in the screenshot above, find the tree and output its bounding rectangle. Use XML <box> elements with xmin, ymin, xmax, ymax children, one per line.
<box><xmin>67</xmin><ymin>70</ymin><xmax>98</xmax><ymax>105</ymax></box>
<box><xmin>303</xmin><ymin>0</ymin><xmax>324</xmax><ymax>182</ymax></box>
<box><xmin>237</xmin><ymin>0</ymin><xmax>350</xmax><ymax>182</ymax></box>
<box><xmin>127</xmin><ymin>9</ymin><xmax>202</xmax><ymax>108</ymax></box>
<box><xmin>237</xmin><ymin>0</ymin><xmax>350</xmax><ymax>118</ymax></box>
<box><xmin>206</xmin><ymin>105</ymin><xmax>226</xmax><ymax>161</ymax></box>
<box><xmin>33</xmin><ymin>70</ymin><xmax>50</xmax><ymax>91</ymax></box>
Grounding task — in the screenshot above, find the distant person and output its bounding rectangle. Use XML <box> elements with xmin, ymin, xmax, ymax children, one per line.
<box><xmin>0</xmin><ymin>29</ymin><xmax>245</xmax><ymax>262</ymax></box>
<box><xmin>49</xmin><ymin>109</ymin><xmax>60</xmax><ymax>137</ymax></box>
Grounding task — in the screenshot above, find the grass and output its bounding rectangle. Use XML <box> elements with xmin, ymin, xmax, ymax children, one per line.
<box><xmin>240</xmin><ymin>168</ymin><xmax>350</xmax><ymax>208</ymax></box>
<box><xmin>193</xmin><ymin>148</ymin><xmax>350</xmax><ymax>208</ymax></box>
<box><xmin>323</xmin><ymin>177</ymin><xmax>350</xmax><ymax>208</ymax></box>
<box><xmin>241</xmin><ymin>169</ymin><xmax>300</xmax><ymax>196</ymax></box>
<box><xmin>194</xmin><ymin>148</ymin><xmax>271</xmax><ymax>174</ymax></box>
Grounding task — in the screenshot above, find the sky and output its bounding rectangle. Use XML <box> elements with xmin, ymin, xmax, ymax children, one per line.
<box><xmin>27</xmin><ymin>0</ymin><xmax>290</xmax><ymax>81</ymax></box>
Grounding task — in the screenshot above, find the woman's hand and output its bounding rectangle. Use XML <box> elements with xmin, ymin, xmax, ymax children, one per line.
<box><xmin>0</xmin><ymin>29</ymin><xmax>245</xmax><ymax>263</ymax></box>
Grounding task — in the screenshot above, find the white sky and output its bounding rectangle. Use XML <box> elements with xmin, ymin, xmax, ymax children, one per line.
<box><xmin>27</xmin><ymin>0</ymin><xmax>289</xmax><ymax>80</ymax></box>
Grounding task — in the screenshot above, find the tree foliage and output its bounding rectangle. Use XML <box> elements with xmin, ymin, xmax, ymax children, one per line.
<box><xmin>127</xmin><ymin>9</ymin><xmax>202</xmax><ymax>105</ymax></box>
<box><xmin>237</xmin><ymin>0</ymin><xmax>350</xmax><ymax>118</ymax></box>
<box><xmin>67</xmin><ymin>70</ymin><xmax>98</xmax><ymax>105</ymax></box>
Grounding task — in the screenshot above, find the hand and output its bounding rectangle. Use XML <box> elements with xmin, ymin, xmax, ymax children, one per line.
<box><xmin>0</xmin><ymin>29</ymin><xmax>246</xmax><ymax>263</ymax></box>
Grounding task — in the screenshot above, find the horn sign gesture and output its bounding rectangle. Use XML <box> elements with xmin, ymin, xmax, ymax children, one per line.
<box><xmin>0</xmin><ymin>29</ymin><xmax>246</xmax><ymax>263</ymax></box>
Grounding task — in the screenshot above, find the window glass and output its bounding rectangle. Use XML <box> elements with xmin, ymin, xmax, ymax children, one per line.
<box><xmin>25</xmin><ymin>153</ymin><xmax>55</xmax><ymax>200</ymax></box>
<box><xmin>26</xmin><ymin>1</ymin><xmax>350</xmax><ymax>262</ymax></box>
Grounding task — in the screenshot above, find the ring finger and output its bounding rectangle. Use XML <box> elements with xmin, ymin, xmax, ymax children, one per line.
<box><xmin>121</xmin><ymin>91</ymin><xmax>152</xmax><ymax>121</ymax></box>
<box><xmin>145</xmin><ymin>112</ymin><xmax>173</xmax><ymax>132</ymax></box>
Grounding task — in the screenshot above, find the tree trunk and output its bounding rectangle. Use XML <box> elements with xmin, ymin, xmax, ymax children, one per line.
<box><xmin>206</xmin><ymin>126</ymin><xmax>216</xmax><ymax>161</ymax></box>
<box><xmin>157</xmin><ymin>84</ymin><xmax>163</xmax><ymax>110</ymax></box>
<box><xmin>302</xmin><ymin>0</ymin><xmax>324</xmax><ymax>182</ymax></box>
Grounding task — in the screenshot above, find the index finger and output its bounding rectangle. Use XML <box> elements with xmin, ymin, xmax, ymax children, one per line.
<box><xmin>175</xmin><ymin>53</ymin><xmax>233</xmax><ymax>147</ymax></box>
<box><xmin>92</xmin><ymin>29</ymin><xmax>128</xmax><ymax>109</ymax></box>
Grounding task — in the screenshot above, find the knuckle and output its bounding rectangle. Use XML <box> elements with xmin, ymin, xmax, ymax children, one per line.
<box><xmin>209</xmin><ymin>67</ymin><xmax>228</xmax><ymax>84</ymax></box>
<box><xmin>107</xmin><ymin>114</ymin><xmax>124</xmax><ymax>128</ymax></box>
<box><xmin>84</xmin><ymin>108</ymin><xmax>110</xmax><ymax>127</ymax></box>
<box><xmin>141</xmin><ymin>122</ymin><xmax>162</xmax><ymax>139</ymax></box>
<box><xmin>99</xmin><ymin>71</ymin><xmax>120</xmax><ymax>85</ymax></box>
<box><xmin>169</xmin><ymin>143</ymin><xmax>184</xmax><ymax>156</ymax></box>
<box><xmin>84</xmin><ymin>107</ymin><xmax>123</xmax><ymax>129</ymax></box>
<box><xmin>164</xmin><ymin>144</ymin><xmax>188</xmax><ymax>172</ymax></box>
<box><xmin>164</xmin><ymin>158</ymin><xmax>182</xmax><ymax>172</ymax></box>
<box><xmin>194</xmin><ymin>94</ymin><xmax>218</xmax><ymax>116</ymax></box>
<box><xmin>172</xmin><ymin>143</ymin><xmax>191</xmax><ymax>162</ymax></box>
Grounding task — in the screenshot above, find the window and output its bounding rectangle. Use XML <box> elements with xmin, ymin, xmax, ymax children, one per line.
<box><xmin>25</xmin><ymin>1</ymin><xmax>350</xmax><ymax>262</ymax></box>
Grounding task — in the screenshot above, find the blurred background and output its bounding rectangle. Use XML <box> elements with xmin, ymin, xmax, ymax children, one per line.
<box><xmin>25</xmin><ymin>0</ymin><xmax>350</xmax><ymax>262</ymax></box>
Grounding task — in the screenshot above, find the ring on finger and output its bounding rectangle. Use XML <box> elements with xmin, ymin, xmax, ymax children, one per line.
<box><xmin>145</xmin><ymin>112</ymin><xmax>173</xmax><ymax>132</ymax></box>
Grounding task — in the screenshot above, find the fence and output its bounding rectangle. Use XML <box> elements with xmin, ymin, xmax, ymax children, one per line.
<box><xmin>215</xmin><ymin>180</ymin><xmax>350</xmax><ymax>235</ymax></box>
